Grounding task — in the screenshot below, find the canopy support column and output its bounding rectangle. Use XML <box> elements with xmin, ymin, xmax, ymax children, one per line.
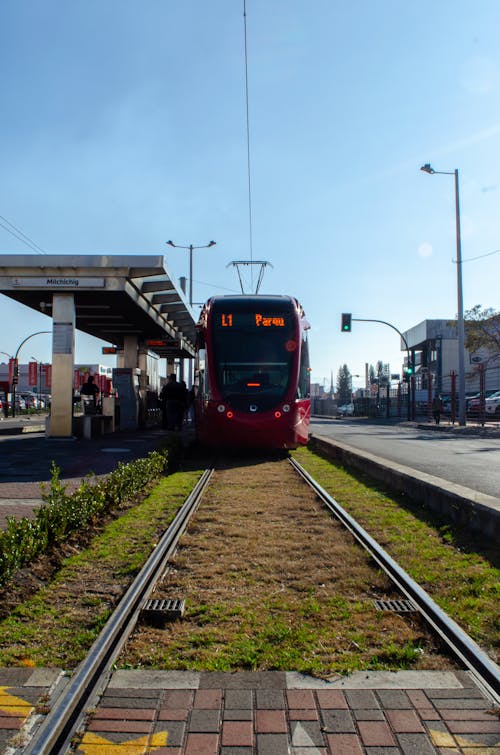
<box><xmin>47</xmin><ymin>294</ymin><xmax>75</xmax><ymax>437</ymax></box>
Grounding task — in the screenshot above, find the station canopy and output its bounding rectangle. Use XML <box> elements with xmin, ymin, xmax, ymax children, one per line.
<box><xmin>0</xmin><ymin>254</ymin><xmax>197</xmax><ymax>358</ymax></box>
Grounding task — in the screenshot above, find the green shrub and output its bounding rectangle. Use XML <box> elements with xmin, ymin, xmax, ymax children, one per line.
<box><xmin>0</xmin><ymin>449</ymin><xmax>168</xmax><ymax>586</ymax></box>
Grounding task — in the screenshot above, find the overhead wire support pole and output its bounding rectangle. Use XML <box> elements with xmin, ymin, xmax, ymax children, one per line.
<box><xmin>352</xmin><ymin>317</ymin><xmax>413</xmax><ymax>421</ymax></box>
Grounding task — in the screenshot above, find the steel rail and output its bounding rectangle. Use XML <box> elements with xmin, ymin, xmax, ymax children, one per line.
<box><xmin>289</xmin><ymin>457</ymin><xmax>500</xmax><ymax>704</ymax></box>
<box><xmin>24</xmin><ymin>467</ymin><xmax>214</xmax><ymax>755</ymax></box>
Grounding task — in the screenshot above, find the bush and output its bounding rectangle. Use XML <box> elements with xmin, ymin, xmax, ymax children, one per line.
<box><xmin>0</xmin><ymin>449</ymin><xmax>168</xmax><ymax>586</ymax></box>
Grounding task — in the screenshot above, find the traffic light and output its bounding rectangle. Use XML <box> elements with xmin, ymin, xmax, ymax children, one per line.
<box><xmin>403</xmin><ymin>364</ymin><xmax>414</xmax><ymax>382</ymax></box>
<box><xmin>341</xmin><ymin>313</ymin><xmax>352</xmax><ymax>332</ymax></box>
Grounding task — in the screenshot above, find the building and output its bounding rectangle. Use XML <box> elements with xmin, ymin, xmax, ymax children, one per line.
<box><xmin>402</xmin><ymin>319</ymin><xmax>500</xmax><ymax>396</ymax></box>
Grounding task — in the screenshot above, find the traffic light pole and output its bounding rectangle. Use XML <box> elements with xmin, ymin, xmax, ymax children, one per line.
<box><xmin>350</xmin><ymin>317</ymin><xmax>414</xmax><ymax>421</ymax></box>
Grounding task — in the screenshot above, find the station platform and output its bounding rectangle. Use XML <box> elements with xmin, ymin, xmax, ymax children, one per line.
<box><xmin>0</xmin><ymin>421</ymin><xmax>174</xmax><ymax>529</ymax></box>
<box><xmin>1</xmin><ymin>667</ymin><xmax>498</xmax><ymax>753</ymax></box>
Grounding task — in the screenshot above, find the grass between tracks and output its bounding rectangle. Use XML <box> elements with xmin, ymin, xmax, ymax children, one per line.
<box><xmin>0</xmin><ymin>447</ymin><xmax>497</xmax><ymax>672</ymax></box>
<box><xmin>120</xmin><ymin>449</ymin><xmax>499</xmax><ymax>674</ymax></box>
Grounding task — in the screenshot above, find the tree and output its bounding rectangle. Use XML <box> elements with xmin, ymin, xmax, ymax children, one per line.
<box><xmin>368</xmin><ymin>362</ymin><xmax>389</xmax><ymax>386</ymax></box>
<box><xmin>376</xmin><ymin>360</ymin><xmax>390</xmax><ymax>388</ymax></box>
<box><xmin>464</xmin><ymin>306</ymin><xmax>500</xmax><ymax>365</ymax></box>
<box><xmin>336</xmin><ymin>364</ymin><xmax>352</xmax><ymax>405</ymax></box>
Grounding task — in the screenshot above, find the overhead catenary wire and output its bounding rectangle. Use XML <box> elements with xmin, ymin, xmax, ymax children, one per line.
<box><xmin>455</xmin><ymin>247</ymin><xmax>500</xmax><ymax>263</ymax></box>
<box><xmin>243</xmin><ymin>0</ymin><xmax>254</xmax><ymax>290</ymax></box>
<box><xmin>0</xmin><ymin>214</ymin><xmax>46</xmax><ymax>254</ymax></box>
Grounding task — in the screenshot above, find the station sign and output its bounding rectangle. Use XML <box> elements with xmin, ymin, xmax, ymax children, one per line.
<box><xmin>10</xmin><ymin>277</ymin><xmax>105</xmax><ymax>288</ymax></box>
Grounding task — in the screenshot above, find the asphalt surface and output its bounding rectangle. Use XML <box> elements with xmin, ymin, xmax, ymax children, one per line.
<box><xmin>311</xmin><ymin>416</ymin><xmax>500</xmax><ymax>499</ymax></box>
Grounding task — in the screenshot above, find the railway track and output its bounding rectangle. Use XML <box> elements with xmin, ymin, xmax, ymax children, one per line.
<box><xmin>24</xmin><ymin>469</ymin><xmax>214</xmax><ymax>755</ymax></box>
<box><xmin>23</xmin><ymin>455</ymin><xmax>499</xmax><ymax>753</ymax></box>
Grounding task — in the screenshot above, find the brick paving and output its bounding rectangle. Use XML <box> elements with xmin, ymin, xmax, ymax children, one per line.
<box><xmin>1</xmin><ymin>669</ymin><xmax>498</xmax><ymax>753</ymax></box>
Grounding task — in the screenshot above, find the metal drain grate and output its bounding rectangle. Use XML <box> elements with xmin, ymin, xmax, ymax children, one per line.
<box><xmin>373</xmin><ymin>599</ymin><xmax>417</xmax><ymax>613</ymax></box>
<box><xmin>140</xmin><ymin>598</ymin><xmax>185</xmax><ymax>627</ymax></box>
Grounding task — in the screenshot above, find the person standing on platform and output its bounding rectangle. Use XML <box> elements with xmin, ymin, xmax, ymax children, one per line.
<box><xmin>80</xmin><ymin>375</ymin><xmax>99</xmax><ymax>412</ymax></box>
<box><xmin>160</xmin><ymin>374</ymin><xmax>183</xmax><ymax>430</ymax></box>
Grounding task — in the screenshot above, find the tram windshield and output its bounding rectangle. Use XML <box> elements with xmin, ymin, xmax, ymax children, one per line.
<box><xmin>211</xmin><ymin>302</ymin><xmax>297</xmax><ymax>399</ymax></box>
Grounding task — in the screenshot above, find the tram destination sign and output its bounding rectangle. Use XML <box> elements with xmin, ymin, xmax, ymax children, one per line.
<box><xmin>220</xmin><ymin>313</ymin><xmax>286</xmax><ymax>328</ymax></box>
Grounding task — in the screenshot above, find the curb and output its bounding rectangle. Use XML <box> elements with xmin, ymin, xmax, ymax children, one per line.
<box><xmin>0</xmin><ymin>423</ymin><xmax>46</xmax><ymax>435</ymax></box>
<box><xmin>309</xmin><ymin>433</ymin><xmax>500</xmax><ymax>544</ymax></box>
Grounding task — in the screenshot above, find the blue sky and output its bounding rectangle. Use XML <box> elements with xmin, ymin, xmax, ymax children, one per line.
<box><xmin>0</xmin><ymin>1</ymin><xmax>499</xmax><ymax>388</ymax></box>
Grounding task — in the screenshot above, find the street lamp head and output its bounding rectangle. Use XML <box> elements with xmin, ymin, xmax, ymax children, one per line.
<box><xmin>420</xmin><ymin>163</ymin><xmax>435</xmax><ymax>174</ymax></box>
<box><xmin>208</xmin><ymin>240</ymin><xmax>216</xmax><ymax>247</ymax></box>
<box><xmin>166</xmin><ymin>240</ymin><xmax>175</xmax><ymax>247</ymax></box>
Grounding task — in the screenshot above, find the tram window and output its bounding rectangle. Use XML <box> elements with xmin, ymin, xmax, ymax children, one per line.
<box><xmin>220</xmin><ymin>362</ymin><xmax>288</xmax><ymax>392</ymax></box>
<box><xmin>298</xmin><ymin>333</ymin><xmax>310</xmax><ymax>398</ymax></box>
<box><xmin>196</xmin><ymin>350</ymin><xmax>210</xmax><ymax>397</ymax></box>
<box><xmin>211</xmin><ymin>302</ymin><xmax>297</xmax><ymax>398</ymax></box>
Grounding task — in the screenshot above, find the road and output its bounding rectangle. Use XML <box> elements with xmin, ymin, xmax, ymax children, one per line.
<box><xmin>310</xmin><ymin>417</ymin><xmax>500</xmax><ymax>499</ymax></box>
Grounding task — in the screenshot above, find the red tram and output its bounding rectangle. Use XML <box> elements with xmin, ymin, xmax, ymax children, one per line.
<box><xmin>194</xmin><ymin>295</ymin><xmax>311</xmax><ymax>449</ymax></box>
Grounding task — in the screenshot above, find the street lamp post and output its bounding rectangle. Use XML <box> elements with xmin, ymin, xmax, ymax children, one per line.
<box><xmin>420</xmin><ymin>164</ymin><xmax>466</xmax><ymax>425</ymax></box>
<box><xmin>11</xmin><ymin>331</ymin><xmax>51</xmax><ymax>418</ymax></box>
<box><xmin>166</xmin><ymin>240</ymin><xmax>216</xmax><ymax>307</ymax></box>
<box><xmin>31</xmin><ymin>356</ymin><xmax>44</xmax><ymax>412</ymax></box>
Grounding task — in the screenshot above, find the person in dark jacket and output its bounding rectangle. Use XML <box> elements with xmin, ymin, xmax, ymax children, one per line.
<box><xmin>160</xmin><ymin>374</ymin><xmax>184</xmax><ymax>430</ymax></box>
<box><xmin>80</xmin><ymin>375</ymin><xmax>99</xmax><ymax>412</ymax></box>
<box><xmin>432</xmin><ymin>394</ymin><xmax>443</xmax><ymax>425</ymax></box>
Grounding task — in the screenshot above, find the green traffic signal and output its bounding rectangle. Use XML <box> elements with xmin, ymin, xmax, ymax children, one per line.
<box><xmin>341</xmin><ymin>313</ymin><xmax>352</xmax><ymax>332</ymax></box>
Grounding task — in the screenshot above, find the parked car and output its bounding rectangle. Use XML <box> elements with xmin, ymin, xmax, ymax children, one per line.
<box><xmin>467</xmin><ymin>390</ymin><xmax>499</xmax><ymax>417</ymax></box>
<box><xmin>20</xmin><ymin>392</ymin><xmax>38</xmax><ymax>409</ymax></box>
<box><xmin>467</xmin><ymin>394</ymin><xmax>482</xmax><ymax>416</ymax></box>
<box><xmin>485</xmin><ymin>390</ymin><xmax>500</xmax><ymax>418</ymax></box>
<box><xmin>441</xmin><ymin>395</ymin><xmax>455</xmax><ymax>414</ymax></box>
<box><xmin>337</xmin><ymin>403</ymin><xmax>354</xmax><ymax>416</ymax></box>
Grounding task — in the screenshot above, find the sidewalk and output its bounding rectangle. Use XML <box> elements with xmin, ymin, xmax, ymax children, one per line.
<box><xmin>314</xmin><ymin>413</ymin><xmax>500</xmax><ymax>438</ymax></box>
<box><xmin>1</xmin><ymin>667</ymin><xmax>497</xmax><ymax>753</ymax></box>
<box><xmin>0</xmin><ymin>422</ymin><xmax>171</xmax><ymax>529</ymax></box>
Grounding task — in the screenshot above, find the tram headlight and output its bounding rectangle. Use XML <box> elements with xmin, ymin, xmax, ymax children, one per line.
<box><xmin>217</xmin><ymin>404</ymin><xmax>225</xmax><ymax>413</ymax></box>
<box><xmin>282</xmin><ymin>404</ymin><xmax>291</xmax><ymax>413</ymax></box>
